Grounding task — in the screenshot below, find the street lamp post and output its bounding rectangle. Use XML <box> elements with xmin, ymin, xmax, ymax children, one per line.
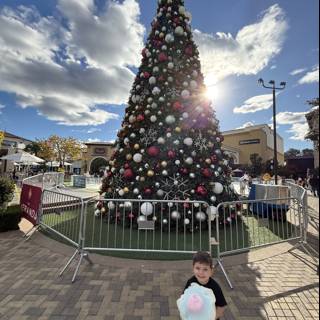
<box><xmin>258</xmin><ymin>79</ymin><xmax>286</xmax><ymax>185</ymax></box>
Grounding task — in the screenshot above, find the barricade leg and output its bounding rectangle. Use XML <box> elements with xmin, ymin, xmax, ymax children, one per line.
<box><xmin>215</xmin><ymin>258</ymin><xmax>234</xmax><ymax>289</ymax></box>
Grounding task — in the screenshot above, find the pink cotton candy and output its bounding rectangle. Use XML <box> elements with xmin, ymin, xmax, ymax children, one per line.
<box><xmin>187</xmin><ymin>293</ymin><xmax>203</xmax><ymax>312</ymax></box>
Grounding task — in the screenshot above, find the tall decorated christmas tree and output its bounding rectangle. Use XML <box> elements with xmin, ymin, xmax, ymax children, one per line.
<box><xmin>101</xmin><ymin>0</ymin><xmax>237</xmax><ymax>223</ymax></box>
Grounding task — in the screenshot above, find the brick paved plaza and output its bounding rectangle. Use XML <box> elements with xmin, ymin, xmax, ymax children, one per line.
<box><xmin>0</xmin><ymin>224</ymin><xmax>318</xmax><ymax>320</ymax></box>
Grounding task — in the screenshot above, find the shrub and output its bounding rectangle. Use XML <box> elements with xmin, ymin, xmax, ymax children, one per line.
<box><xmin>0</xmin><ymin>177</ymin><xmax>15</xmax><ymax>212</ymax></box>
<box><xmin>0</xmin><ymin>205</ymin><xmax>21</xmax><ymax>232</ymax></box>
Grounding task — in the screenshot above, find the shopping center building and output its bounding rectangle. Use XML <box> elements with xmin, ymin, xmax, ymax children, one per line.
<box><xmin>222</xmin><ymin>124</ymin><xmax>284</xmax><ymax>166</ymax></box>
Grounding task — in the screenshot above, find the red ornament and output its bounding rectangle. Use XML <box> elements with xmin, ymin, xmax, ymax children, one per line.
<box><xmin>180</xmin><ymin>168</ymin><xmax>188</xmax><ymax>175</ymax></box>
<box><xmin>173</xmin><ymin>101</ymin><xmax>183</xmax><ymax>111</ymax></box>
<box><xmin>167</xmin><ymin>150</ymin><xmax>176</xmax><ymax>159</ymax></box>
<box><xmin>202</xmin><ymin>168</ymin><xmax>212</xmax><ymax>178</ymax></box>
<box><xmin>124</xmin><ymin>169</ymin><xmax>134</xmax><ymax>180</ymax></box>
<box><xmin>196</xmin><ymin>185</ymin><xmax>208</xmax><ymax>196</ymax></box>
<box><xmin>174</xmin><ymin>17</ymin><xmax>180</xmax><ymax>25</ymax></box>
<box><xmin>143</xmin><ymin>72</ymin><xmax>150</xmax><ymax>79</ymax></box>
<box><xmin>185</xmin><ymin>45</ymin><xmax>193</xmax><ymax>56</ymax></box>
<box><xmin>158</xmin><ymin>52</ymin><xmax>168</xmax><ymax>62</ymax></box>
<box><xmin>148</xmin><ymin>146</ymin><xmax>160</xmax><ymax>157</ymax></box>
<box><xmin>142</xmin><ymin>48</ymin><xmax>147</xmax><ymax>57</ymax></box>
<box><xmin>144</xmin><ymin>188</ymin><xmax>152</xmax><ymax>195</ymax></box>
<box><xmin>211</xmin><ymin>155</ymin><xmax>218</xmax><ymax>163</ymax></box>
<box><xmin>124</xmin><ymin>163</ymin><xmax>130</xmax><ymax>169</ymax></box>
<box><xmin>137</xmin><ymin>114</ymin><xmax>145</xmax><ymax>122</ymax></box>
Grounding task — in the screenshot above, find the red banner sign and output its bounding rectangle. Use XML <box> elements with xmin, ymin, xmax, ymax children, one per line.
<box><xmin>20</xmin><ymin>184</ymin><xmax>42</xmax><ymax>225</ymax></box>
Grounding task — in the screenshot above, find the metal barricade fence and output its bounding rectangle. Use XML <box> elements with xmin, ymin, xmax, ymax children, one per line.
<box><xmin>84</xmin><ymin>198</ymin><xmax>212</xmax><ymax>254</ymax></box>
<box><xmin>39</xmin><ymin>189</ymin><xmax>84</xmax><ymax>247</ymax></box>
<box><xmin>216</xmin><ymin>197</ymin><xmax>302</xmax><ymax>257</ymax></box>
<box><xmin>23</xmin><ymin>172</ymin><xmax>65</xmax><ymax>189</ymax></box>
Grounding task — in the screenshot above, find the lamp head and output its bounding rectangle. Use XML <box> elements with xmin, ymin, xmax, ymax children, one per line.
<box><xmin>269</xmin><ymin>80</ymin><xmax>275</xmax><ymax>85</ymax></box>
<box><xmin>280</xmin><ymin>81</ymin><xmax>286</xmax><ymax>87</ymax></box>
<box><xmin>258</xmin><ymin>78</ymin><xmax>264</xmax><ymax>85</ymax></box>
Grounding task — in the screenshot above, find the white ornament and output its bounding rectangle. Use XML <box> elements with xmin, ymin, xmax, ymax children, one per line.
<box><xmin>184</xmin><ymin>218</ymin><xmax>190</xmax><ymax>225</ymax></box>
<box><xmin>141</xmin><ymin>202</ymin><xmax>154</xmax><ymax>216</ymax></box>
<box><xmin>152</xmin><ymin>87</ymin><xmax>161</xmax><ymax>95</ymax></box>
<box><xmin>94</xmin><ymin>209</ymin><xmax>101</xmax><ymax>217</ymax></box>
<box><xmin>149</xmin><ymin>76</ymin><xmax>156</xmax><ymax>85</ymax></box>
<box><xmin>165</xmin><ymin>33</ymin><xmax>174</xmax><ymax>43</ymax></box>
<box><xmin>158</xmin><ymin>137</ymin><xmax>166</xmax><ymax>144</ymax></box>
<box><xmin>183</xmin><ymin>137</ymin><xmax>193</xmax><ymax>146</ymax></box>
<box><xmin>165</xmin><ymin>115</ymin><xmax>176</xmax><ymax>124</ymax></box>
<box><xmin>168</xmin><ymin>62</ymin><xmax>174</xmax><ymax>69</ymax></box>
<box><xmin>133</xmin><ymin>153</ymin><xmax>143</xmax><ymax>163</ymax></box>
<box><xmin>150</xmin><ymin>115</ymin><xmax>157</xmax><ymax>122</ymax></box>
<box><xmin>182</xmin><ymin>112</ymin><xmax>189</xmax><ymax>119</ymax></box>
<box><xmin>185</xmin><ymin>157</ymin><xmax>194</xmax><ymax>165</ymax></box>
<box><xmin>179</xmin><ymin>6</ymin><xmax>186</xmax><ymax>15</ymax></box>
<box><xmin>171</xmin><ymin>211</ymin><xmax>181</xmax><ymax>220</ymax></box>
<box><xmin>175</xmin><ymin>26</ymin><xmax>184</xmax><ymax>36</ymax></box>
<box><xmin>157</xmin><ymin>189</ymin><xmax>165</xmax><ymax>197</ymax></box>
<box><xmin>107</xmin><ymin>202</ymin><xmax>115</xmax><ymax>209</ymax></box>
<box><xmin>118</xmin><ymin>189</ymin><xmax>125</xmax><ymax>196</ymax></box>
<box><xmin>196</xmin><ymin>211</ymin><xmax>206</xmax><ymax>222</ymax></box>
<box><xmin>181</xmin><ymin>89</ymin><xmax>190</xmax><ymax>99</ymax></box>
<box><xmin>190</xmin><ymin>80</ymin><xmax>198</xmax><ymax>89</ymax></box>
<box><xmin>129</xmin><ymin>115</ymin><xmax>136</xmax><ymax>123</ymax></box>
<box><xmin>213</xmin><ymin>182</ymin><xmax>224</xmax><ymax>194</ymax></box>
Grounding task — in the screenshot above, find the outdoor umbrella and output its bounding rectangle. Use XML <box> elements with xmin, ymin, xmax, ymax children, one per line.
<box><xmin>0</xmin><ymin>151</ymin><xmax>45</xmax><ymax>164</ymax></box>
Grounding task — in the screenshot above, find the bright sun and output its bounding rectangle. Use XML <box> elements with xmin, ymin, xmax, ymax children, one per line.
<box><xmin>205</xmin><ymin>85</ymin><xmax>218</xmax><ymax>102</ymax></box>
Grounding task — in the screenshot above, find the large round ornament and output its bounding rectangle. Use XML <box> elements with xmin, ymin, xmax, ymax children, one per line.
<box><xmin>141</xmin><ymin>202</ymin><xmax>154</xmax><ymax>216</ymax></box>
<box><xmin>183</xmin><ymin>137</ymin><xmax>193</xmax><ymax>146</ymax></box>
<box><xmin>147</xmin><ymin>146</ymin><xmax>160</xmax><ymax>157</ymax></box>
<box><xmin>171</xmin><ymin>211</ymin><xmax>181</xmax><ymax>220</ymax></box>
<box><xmin>124</xmin><ymin>168</ymin><xmax>134</xmax><ymax>180</ymax></box>
<box><xmin>196</xmin><ymin>211</ymin><xmax>207</xmax><ymax>222</ymax></box>
<box><xmin>133</xmin><ymin>153</ymin><xmax>143</xmax><ymax>163</ymax></box>
<box><xmin>181</xmin><ymin>89</ymin><xmax>190</xmax><ymax>99</ymax></box>
<box><xmin>213</xmin><ymin>182</ymin><xmax>224</xmax><ymax>194</ymax></box>
<box><xmin>165</xmin><ymin>115</ymin><xmax>176</xmax><ymax>124</ymax></box>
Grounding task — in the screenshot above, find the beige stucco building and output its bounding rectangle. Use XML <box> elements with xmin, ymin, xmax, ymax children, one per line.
<box><xmin>0</xmin><ymin>131</ymin><xmax>33</xmax><ymax>174</ymax></box>
<box><xmin>222</xmin><ymin>124</ymin><xmax>284</xmax><ymax>166</ymax></box>
<box><xmin>81</xmin><ymin>142</ymin><xmax>114</xmax><ymax>174</ymax></box>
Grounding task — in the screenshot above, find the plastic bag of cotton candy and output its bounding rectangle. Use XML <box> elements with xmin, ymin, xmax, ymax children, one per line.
<box><xmin>177</xmin><ymin>283</ymin><xmax>216</xmax><ymax>320</ymax></box>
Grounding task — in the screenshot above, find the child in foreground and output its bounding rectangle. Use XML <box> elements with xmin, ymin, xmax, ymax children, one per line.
<box><xmin>181</xmin><ymin>251</ymin><xmax>227</xmax><ymax>319</ymax></box>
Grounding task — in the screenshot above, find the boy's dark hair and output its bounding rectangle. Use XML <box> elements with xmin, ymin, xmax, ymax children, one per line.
<box><xmin>192</xmin><ymin>251</ymin><xmax>213</xmax><ymax>268</ymax></box>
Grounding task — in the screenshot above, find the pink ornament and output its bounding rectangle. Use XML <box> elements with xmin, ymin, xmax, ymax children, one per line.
<box><xmin>173</xmin><ymin>101</ymin><xmax>183</xmax><ymax>111</ymax></box>
<box><xmin>137</xmin><ymin>114</ymin><xmax>145</xmax><ymax>122</ymax></box>
<box><xmin>180</xmin><ymin>168</ymin><xmax>188</xmax><ymax>175</ymax></box>
<box><xmin>211</xmin><ymin>155</ymin><xmax>218</xmax><ymax>163</ymax></box>
<box><xmin>144</xmin><ymin>188</ymin><xmax>152</xmax><ymax>195</ymax></box>
<box><xmin>148</xmin><ymin>146</ymin><xmax>160</xmax><ymax>157</ymax></box>
<box><xmin>167</xmin><ymin>150</ymin><xmax>176</xmax><ymax>159</ymax></box>
<box><xmin>158</xmin><ymin>52</ymin><xmax>168</xmax><ymax>62</ymax></box>
<box><xmin>124</xmin><ymin>169</ymin><xmax>134</xmax><ymax>180</ymax></box>
<box><xmin>128</xmin><ymin>213</ymin><xmax>135</xmax><ymax>219</ymax></box>
<box><xmin>196</xmin><ymin>185</ymin><xmax>208</xmax><ymax>196</ymax></box>
<box><xmin>185</xmin><ymin>45</ymin><xmax>193</xmax><ymax>56</ymax></box>
<box><xmin>143</xmin><ymin>72</ymin><xmax>150</xmax><ymax>79</ymax></box>
<box><xmin>202</xmin><ymin>168</ymin><xmax>212</xmax><ymax>178</ymax></box>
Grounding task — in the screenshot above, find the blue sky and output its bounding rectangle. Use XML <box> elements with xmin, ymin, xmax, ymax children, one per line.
<box><xmin>0</xmin><ymin>0</ymin><xmax>318</xmax><ymax>151</ymax></box>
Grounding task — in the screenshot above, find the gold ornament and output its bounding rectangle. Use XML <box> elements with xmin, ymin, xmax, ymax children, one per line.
<box><xmin>126</xmin><ymin>154</ymin><xmax>133</xmax><ymax>160</ymax></box>
<box><xmin>161</xmin><ymin>161</ymin><xmax>168</xmax><ymax>168</ymax></box>
<box><xmin>147</xmin><ymin>170</ymin><xmax>155</xmax><ymax>177</ymax></box>
<box><xmin>205</xmin><ymin>158</ymin><xmax>212</xmax><ymax>164</ymax></box>
<box><xmin>134</xmin><ymin>144</ymin><xmax>140</xmax><ymax>150</ymax></box>
<box><xmin>175</xmin><ymin>127</ymin><xmax>182</xmax><ymax>133</ymax></box>
<box><xmin>123</xmin><ymin>187</ymin><xmax>129</xmax><ymax>193</ymax></box>
<box><xmin>140</xmin><ymin>177</ymin><xmax>146</xmax><ymax>182</ymax></box>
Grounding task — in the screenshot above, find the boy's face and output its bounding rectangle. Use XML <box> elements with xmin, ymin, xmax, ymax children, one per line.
<box><xmin>193</xmin><ymin>262</ymin><xmax>213</xmax><ymax>285</ymax></box>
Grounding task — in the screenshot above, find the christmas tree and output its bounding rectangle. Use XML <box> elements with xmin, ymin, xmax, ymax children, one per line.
<box><xmin>101</xmin><ymin>0</ymin><xmax>237</xmax><ymax>223</ymax></box>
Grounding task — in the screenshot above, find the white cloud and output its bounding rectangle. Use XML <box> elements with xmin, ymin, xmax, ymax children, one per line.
<box><xmin>237</xmin><ymin>121</ymin><xmax>255</xmax><ymax>129</ymax></box>
<box><xmin>276</xmin><ymin>111</ymin><xmax>307</xmax><ymax>124</ymax></box>
<box><xmin>87</xmin><ymin>128</ymin><xmax>102</xmax><ymax>134</ymax></box>
<box><xmin>270</xmin><ymin>65</ymin><xmax>277</xmax><ymax>70</ymax></box>
<box><xmin>0</xmin><ymin>0</ymin><xmax>145</xmax><ymax>126</ymax></box>
<box><xmin>290</xmin><ymin>68</ymin><xmax>306</xmax><ymax>76</ymax></box>
<box><xmin>298</xmin><ymin>66</ymin><xmax>319</xmax><ymax>84</ymax></box>
<box><xmin>194</xmin><ymin>4</ymin><xmax>288</xmax><ymax>83</ymax></box>
<box><xmin>275</xmin><ymin>111</ymin><xmax>309</xmax><ymax>141</ymax></box>
<box><xmin>233</xmin><ymin>94</ymin><xmax>273</xmax><ymax>114</ymax></box>
<box><xmin>87</xmin><ymin>138</ymin><xmax>102</xmax><ymax>143</ymax></box>
<box><xmin>287</xmin><ymin>123</ymin><xmax>309</xmax><ymax>140</ymax></box>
